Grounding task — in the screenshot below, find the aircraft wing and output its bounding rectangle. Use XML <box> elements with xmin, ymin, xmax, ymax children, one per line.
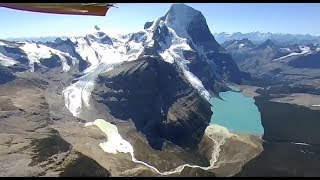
<box><xmin>0</xmin><ymin>3</ymin><xmax>115</xmax><ymax>16</ymax></box>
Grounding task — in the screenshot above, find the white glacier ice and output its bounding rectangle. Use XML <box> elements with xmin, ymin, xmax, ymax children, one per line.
<box><xmin>274</xmin><ymin>46</ymin><xmax>313</xmax><ymax>61</ymax></box>
<box><xmin>20</xmin><ymin>42</ymin><xmax>74</xmax><ymax>72</ymax></box>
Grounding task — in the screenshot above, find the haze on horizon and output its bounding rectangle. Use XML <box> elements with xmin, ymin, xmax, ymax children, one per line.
<box><xmin>1</xmin><ymin>3</ymin><xmax>320</xmax><ymax>39</ymax></box>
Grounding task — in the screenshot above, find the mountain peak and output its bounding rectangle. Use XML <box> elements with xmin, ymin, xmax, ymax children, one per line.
<box><xmin>148</xmin><ymin>3</ymin><xmax>220</xmax><ymax>52</ymax></box>
<box><xmin>85</xmin><ymin>26</ymin><xmax>112</xmax><ymax>45</ymax></box>
<box><xmin>240</xmin><ymin>38</ymin><xmax>255</xmax><ymax>46</ymax></box>
<box><xmin>169</xmin><ymin>3</ymin><xmax>197</xmax><ymax>13</ymax></box>
<box><xmin>221</xmin><ymin>38</ymin><xmax>255</xmax><ymax>50</ymax></box>
<box><xmin>265</xmin><ymin>39</ymin><xmax>273</xmax><ymax>43</ymax></box>
<box><xmin>163</xmin><ymin>3</ymin><xmax>201</xmax><ymax>38</ymax></box>
<box><xmin>54</xmin><ymin>37</ymin><xmax>64</xmax><ymax>43</ymax></box>
<box><xmin>94</xmin><ymin>25</ymin><xmax>101</xmax><ymax>31</ymax></box>
<box><xmin>241</xmin><ymin>38</ymin><xmax>250</xmax><ymax>42</ymax></box>
<box><xmin>260</xmin><ymin>39</ymin><xmax>275</xmax><ymax>46</ymax></box>
<box><xmin>255</xmin><ymin>39</ymin><xmax>279</xmax><ymax>50</ymax></box>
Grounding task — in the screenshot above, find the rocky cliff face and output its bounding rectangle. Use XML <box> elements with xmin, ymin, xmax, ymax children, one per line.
<box><xmin>0</xmin><ymin>65</ymin><xmax>15</xmax><ymax>84</ymax></box>
<box><xmin>94</xmin><ymin>56</ymin><xmax>212</xmax><ymax>149</ymax></box>
<box><xmin>157</xmin><ymin>4</ymin><xmax>241</xmax><ymax>87</ymax></box>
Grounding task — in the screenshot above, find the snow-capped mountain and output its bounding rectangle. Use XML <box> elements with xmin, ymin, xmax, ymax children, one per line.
<box><xmin>0</xmin><ymin>4</ymin><xmax>241</xmax><ymax>103</ymax></box>
<box><xmin>214</xmin><ymin>32</ymin><xmax>320</xmax><ymax>46</ymax></box>
<box><xmin>222</xmin><ymin>38</ymin><xmax>256</xmax><ymax>52</ymax></box>
<box><xmin>222</xmin><ymin>38</ymin><xmax>320</xmax><ymax>86</ymax></box>
<box><xmin>4</xmin><ymin>36</ymin><xmax>70</xmax><ymax>43</ymax></box>
<box><xmin>0</xmin><ymin>4</ymin><xmax>256</xmax><ymax>177</ymax></box>
<box><xmin>2</xmin><ymin>3</ymin><xmax>320</xmax><ymax>177</ymax></box>
<box><xmin>0</xmin><ymin>3</ymin><xmax>242</xmax><ymax>149</ymax></box>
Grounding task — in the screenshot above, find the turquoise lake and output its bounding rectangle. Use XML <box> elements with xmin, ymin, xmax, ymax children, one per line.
<box><xmin>210</xmin><ymin>90</ymin><xmax>264</xmax><ymax>135</ymax></box>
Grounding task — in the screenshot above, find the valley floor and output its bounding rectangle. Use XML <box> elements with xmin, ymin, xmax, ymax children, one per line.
<box><xmin>270</xmin><ymin>93</ymin><xmax>320</xmax><ymax>110</ymax></box>
<box><xmin>1</xmin><ymin>70</ymin><xmax>318</xmax><ymax>177</ymax></box>
<box><xmin>0</xmin><ymin>70</ymin><xmax>264</xmax><ymax>177</ymax></box>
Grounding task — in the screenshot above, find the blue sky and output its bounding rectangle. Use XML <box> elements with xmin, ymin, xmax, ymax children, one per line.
<box><xmin>1</xmin><ymin>3</ymin><xmax>320</xmax><ymax>39</ymax></box>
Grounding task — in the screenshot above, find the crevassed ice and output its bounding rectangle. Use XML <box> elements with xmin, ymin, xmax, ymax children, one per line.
<box><xmin>63</xmin><ymin>29</ymin><xmax>153</xmax><ymax>117</ymax></box>
<box><xmin>62</xmin><ymin>62</ymin><xmax>112</xmax><ymax>117</ymax></box>
<box><xmin>63</xmin><ymin>30</ymin><xmax>146</xmax><ymax>117</ymax></box>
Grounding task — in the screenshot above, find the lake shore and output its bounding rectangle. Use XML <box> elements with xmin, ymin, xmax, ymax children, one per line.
<box><xmin>239</xmin><ymin>85</ymin><xmax>262</xmax><ymax>98</ymax></box>
<box><xmin>210</xmin><ymin>89</ymin><xmax>264</xmax><ymax>135</ymax></box>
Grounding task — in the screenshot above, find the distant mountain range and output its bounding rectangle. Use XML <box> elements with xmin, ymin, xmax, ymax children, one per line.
<box><xmin>221</xmin><ymin>38</ymin><xmax>320</xmax><ymax>87</ymax></box>
<box><xmin>213</xmin><ymin>32</ymin><xmax>320</xmax><ymax>46</ymax></box>
<box><xmin>5</xmin><ymin>36</ymin><xmax>71</xmax><ymax>43</ymax></box>
<box><xmin>7</xmin><ymin>31</ymin><xmax>320</xmax><ymax>46</ymax></box>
